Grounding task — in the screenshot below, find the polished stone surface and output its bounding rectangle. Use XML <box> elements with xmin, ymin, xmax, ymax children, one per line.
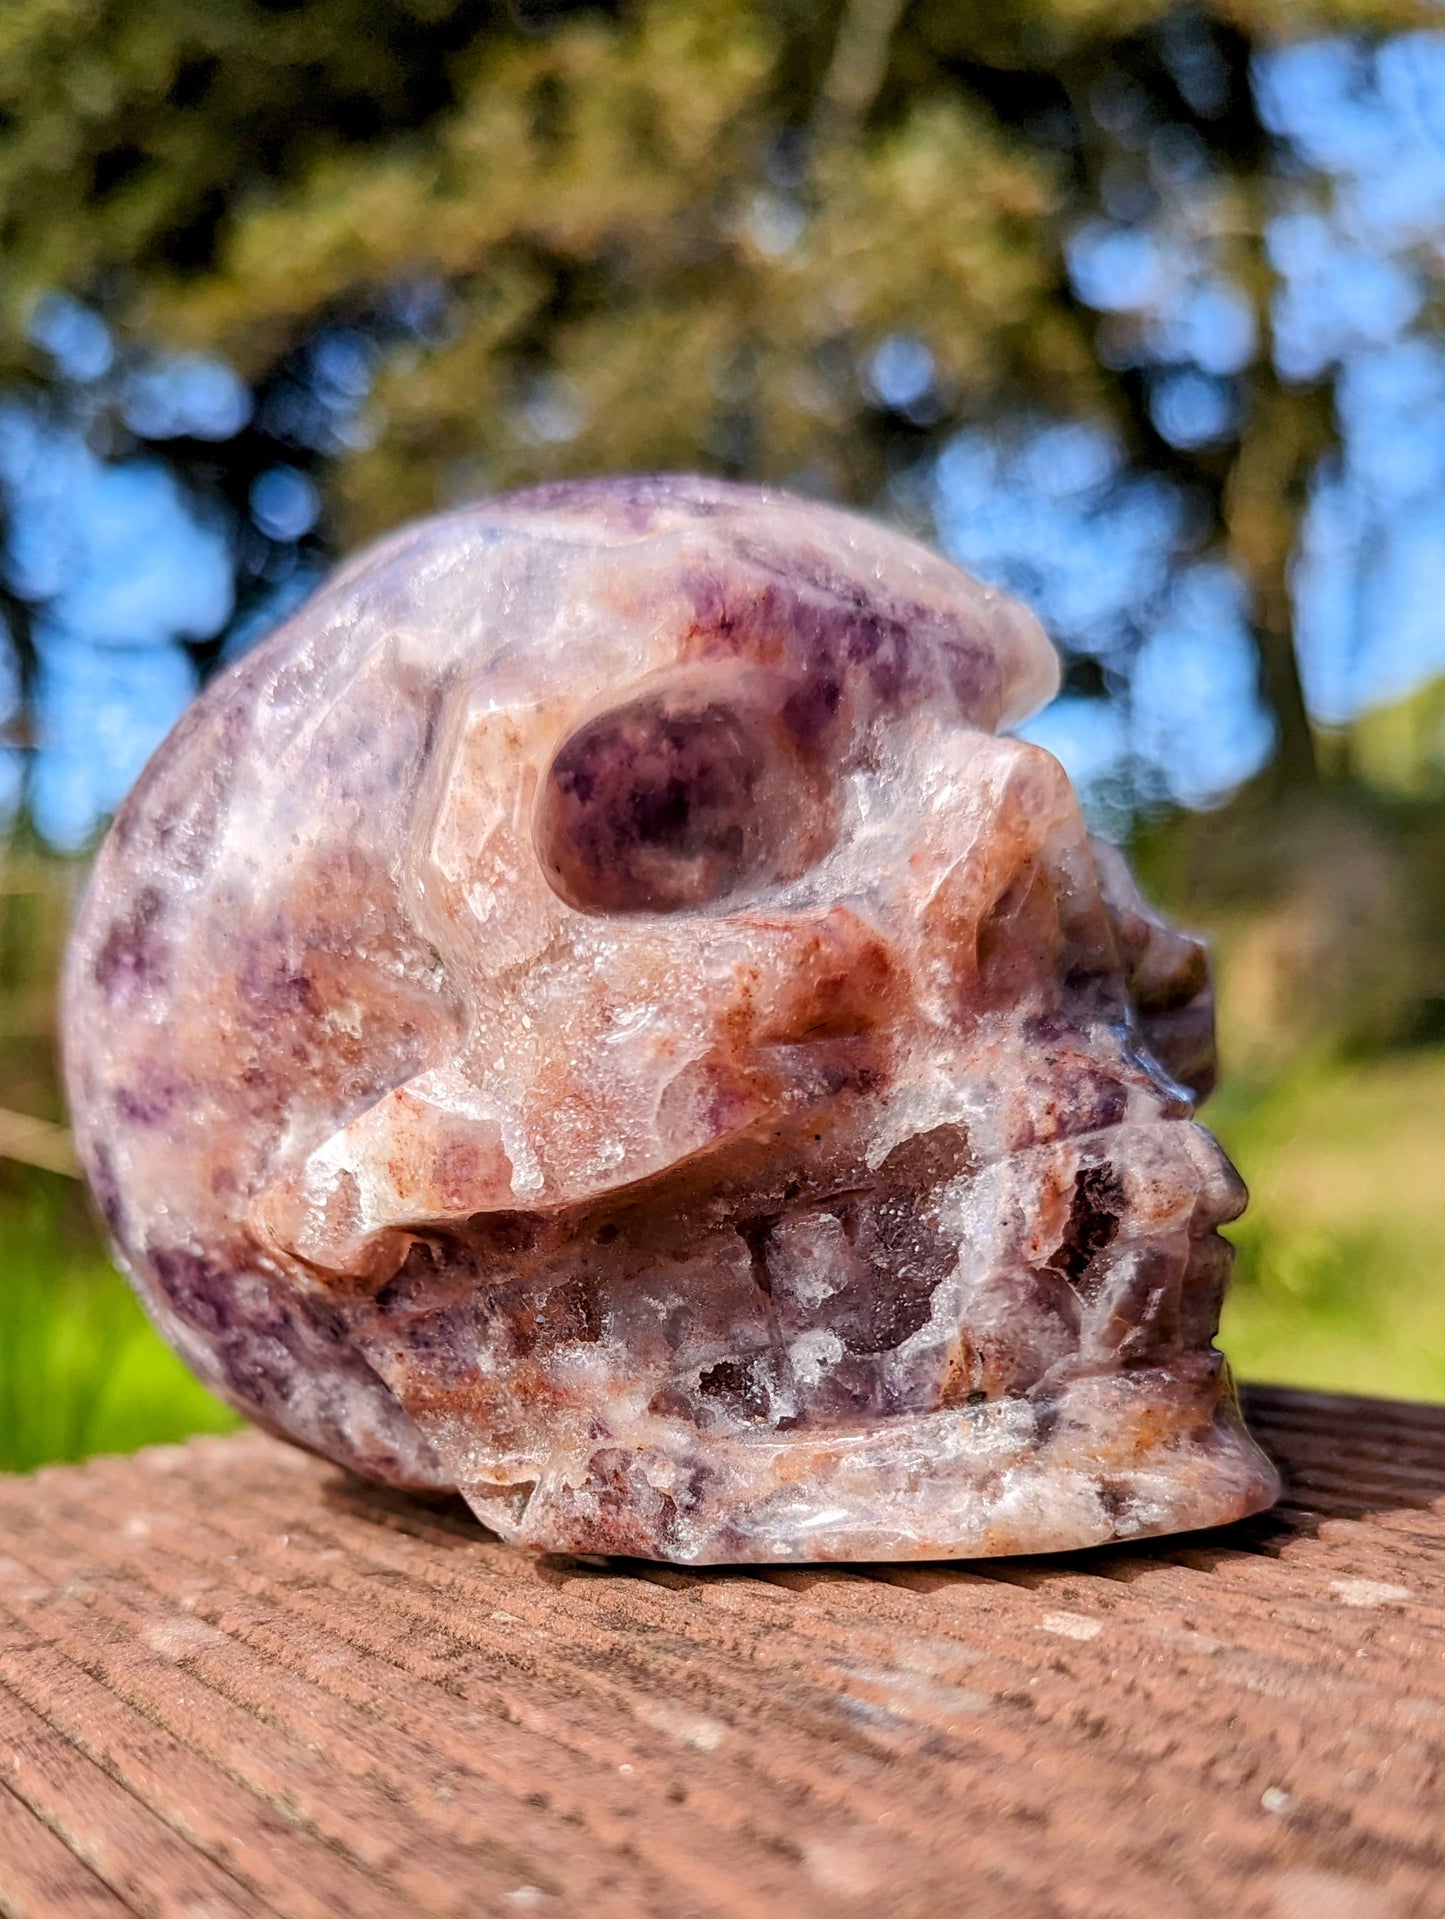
<box><xmin>63</xmin><ymin>476</ymin><xmax>1278</xmax><ymax>1560</ymax></box>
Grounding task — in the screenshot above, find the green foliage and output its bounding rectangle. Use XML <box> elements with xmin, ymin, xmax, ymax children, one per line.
<box><xmin>0</xmin><ymin>1173</ymin><xmax>238</xmax><ymax>1475</ymax></box>
<box><xmin>0</xmin><ymin>0</ymin><xmax>483</xmax><ymax>349</ymax></box>
<box><xmin>138</xmin><ymin>0</ymin><xmax>1081</xmax><ymax>526</ymax></box>
<box><xmin>1214</xmin><ymin>1046</ymin><xmax>1445</xmax><ymax>1403</ymax></box>
<box><xmin>1132</xmin><ymin>775</ymin><xmax>1445</xmax><ymax>1065</ymax></box>
<box><xmin>1352</xmin><ymin>672</ymin><xmax>1445</xmax><ymax>800</ymax></box>
<box><xmin>0</xmin><ymin>848</ymin><xmax>80</xmax><ymax>1131</ymax></box>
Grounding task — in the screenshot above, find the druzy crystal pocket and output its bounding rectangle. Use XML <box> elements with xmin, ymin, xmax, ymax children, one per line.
<box><xmin>63</xmin><ymin>476</ymin><xmax>1279</xmax><ymax>1561</ymax></box>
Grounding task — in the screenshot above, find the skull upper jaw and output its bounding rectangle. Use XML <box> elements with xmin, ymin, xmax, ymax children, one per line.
<box><xmin>322</xmin><ymin>1049</ymin><xmax>1268</xmax><ymax>1561</ymax></box>
<box><xmin>336</xmin><ymin>1154</ymin><xmax>1278</xmax><ymax>1563</ymax></box>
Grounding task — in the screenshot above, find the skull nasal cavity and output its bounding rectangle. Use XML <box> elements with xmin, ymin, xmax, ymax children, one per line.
<box><xmin>538</xmin><ymin>689</ymin><xmax>812</xmax><ymax>914</ymax></box>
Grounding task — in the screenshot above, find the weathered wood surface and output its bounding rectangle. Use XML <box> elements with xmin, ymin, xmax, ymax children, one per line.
<box><xmin>0</xmin><ymin>1385</ymin><xmax>1441</xmax><ymax>1919</ymax></box>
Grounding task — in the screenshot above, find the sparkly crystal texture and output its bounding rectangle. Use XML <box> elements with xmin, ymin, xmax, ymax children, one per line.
<box><xmin>63</xmin><ymin>476</ymin><xmax>1278</xmax><ymax>1560</ymax></box>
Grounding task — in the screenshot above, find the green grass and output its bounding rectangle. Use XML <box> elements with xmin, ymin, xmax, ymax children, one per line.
<box><xmin>1213</xmin><ymin>1046</ymin><xmax>1445</xmax><ymax>1403</ymax></box>
<box><xmin>0</xmin><ymin>1049</ymin><xmax>1441</xmax><ymax>1476</ymax></box>
<box><xmin>0</xmin><ymin>1176</ymin><xmax>238</xmax><ymax>1474</ymax></box>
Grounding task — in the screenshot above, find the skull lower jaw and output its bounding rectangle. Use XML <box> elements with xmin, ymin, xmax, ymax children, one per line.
<box><xmin>408</xmin><ymin>1357</ymin><xmax>1279</xmax><ymax>1563</ymax></box>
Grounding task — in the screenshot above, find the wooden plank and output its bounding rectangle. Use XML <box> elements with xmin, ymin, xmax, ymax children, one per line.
<box><xmin>0</xmin><ymin>1385</ymin><xmax>1440</xmax><ymax>1919</ymax></box>
<box><xmin>0</xmin><ymin>1677</ymin><xmax>261</xmax><ymax>1919</ymax></box>
<box><xmin>0</xmin><ymin>1596</ymin><xmax>440</xmax><ymax>1919</ymax></box>
<box><xmin>0</xmin><ymin>1781</ymin><xmax>135</xmax><ymax>1919</ymax></box>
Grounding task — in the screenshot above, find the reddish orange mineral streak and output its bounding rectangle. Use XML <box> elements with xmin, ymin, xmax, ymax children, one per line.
<box><xmin>62</xmin><ymin>475</ymin><xmax>1278</xmax><ymax>1562</ymax></box>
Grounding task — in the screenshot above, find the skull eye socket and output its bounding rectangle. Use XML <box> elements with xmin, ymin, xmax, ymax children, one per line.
<box><xmin>537</xmin><ymin>686</ymin><xmax>820</xmax><ymax>914</ymax></box>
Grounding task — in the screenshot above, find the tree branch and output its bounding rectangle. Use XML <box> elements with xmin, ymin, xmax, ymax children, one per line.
<box><xmin>813</xmin><ymin>0</ymin><xmax>908</xmax><ymax>148</ymax></box>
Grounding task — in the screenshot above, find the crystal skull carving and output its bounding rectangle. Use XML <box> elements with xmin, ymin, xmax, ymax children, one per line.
<box><xmin>63</xmin><ymin>476</ymin><xmax>1279</xmax><ymax>1561</ymax></box>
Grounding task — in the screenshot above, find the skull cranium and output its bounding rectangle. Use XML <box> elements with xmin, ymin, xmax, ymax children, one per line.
<box><xmin>63</xmin><ymin>476</ymin><xmax>1278</xmax><ymax>1560</ymax></box>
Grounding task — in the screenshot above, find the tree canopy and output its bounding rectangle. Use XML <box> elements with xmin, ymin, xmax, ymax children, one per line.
<box><xmin>1</xmin><ymin>0</ymin><xmax>1441</xmax><ymax>820</ymax></box>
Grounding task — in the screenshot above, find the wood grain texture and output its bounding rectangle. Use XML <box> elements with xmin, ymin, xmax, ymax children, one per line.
<box><xmin>0</xmin><ymin>1385</ymin><xmax>1441</xmax><ymax>1919</ymax></box>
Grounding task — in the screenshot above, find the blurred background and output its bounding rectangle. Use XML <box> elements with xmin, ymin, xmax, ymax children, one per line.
<box><xmin>1</xmin><ymin>0</ymin><xmax>1443</xmax><ymax>1471</ymax></box>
